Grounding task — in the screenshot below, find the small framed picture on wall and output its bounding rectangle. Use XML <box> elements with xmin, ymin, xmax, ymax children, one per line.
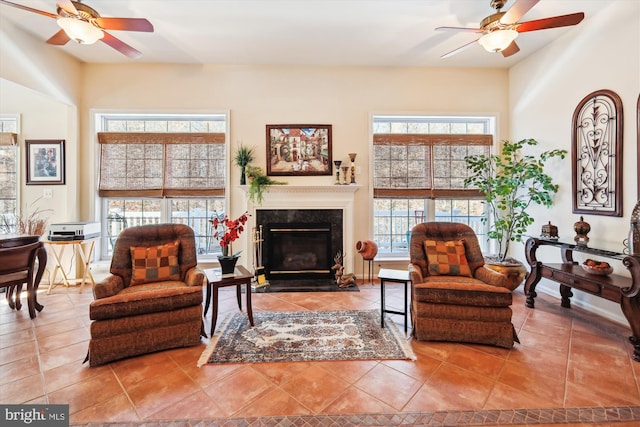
<box><xmin>26</xmin><ymin>139</ymin><xmax>66</xmax><ymax>185</ymax></box>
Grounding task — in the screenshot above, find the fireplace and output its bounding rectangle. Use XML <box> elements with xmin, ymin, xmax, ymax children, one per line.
<box><xmin>256</xmin><ymin>209</ymin><xmax>343</xmax><ymax>281</ymax></box>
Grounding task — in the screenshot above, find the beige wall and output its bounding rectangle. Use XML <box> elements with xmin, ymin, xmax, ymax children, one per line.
<box><xmin>509</xmin><ymin>0</ymin><xmax>639</xmax><ymax>324</ymax></box>
<box><xmin>79</xmin><ymin>64</ymin><xmax>509</xmax><ymax>270</ymax></box>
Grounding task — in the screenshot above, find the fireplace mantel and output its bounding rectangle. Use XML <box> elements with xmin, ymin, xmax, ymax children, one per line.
<box><xmin>240</xmin><ymin>185</ymin><xmax>362</xmax><ymax>273</ymax></box>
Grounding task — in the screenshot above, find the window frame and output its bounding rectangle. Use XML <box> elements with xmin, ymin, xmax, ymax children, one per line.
<box><xmin>370</xmin><ymin>114</ymin><xmax>496</xmax><ymax>258</ymax></box>
<box><xmin>0</xmin><ymin>116</ymin><xmax>20</xmax><ymax>233</ymax></box>
<box><xmin>95</xmin><ymin>113</ymin><xmax>229</xmax><ymax>260</ymax></box>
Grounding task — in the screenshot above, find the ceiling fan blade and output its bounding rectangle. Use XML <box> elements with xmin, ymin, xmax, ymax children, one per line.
<box><xmin>0</xmin><ymin>0</ymin><xmax>57</xmax><ymax>18</ymax></box>
<box><xmin>95</xmin><ymin>17</ymin><xmax>154</xmax><ymax>32</ymax></box>
<box><xmin>100</xmin><ymin>31</ymin><xmax>142</xmax><ymax>59</ymax></box>
<box><xmin>500</xmin><ymin>0</ymin><xmax>540</xmax><ymax>25</ymax></box>
<box><xmin>56</xmin><ymin>0</ymin><xmax>78</xmax><ymax>15</ymax></box>
<box><xmin>436</xmin><ymin>26</ymin><xmax>482</xmax><ymax>33</ymax></box>
<box><xmin>46</xmin><ymin>29</ymin><xmax>71</xmax><ymax>45</ymax></box>
<box><xmin>501</xmin><ymin>41</ymin><xmax>520</xmax><ymax>57</ymax></box>
<box><xmin>441</xmin><ymin>38</ymin><xmax>480</xmax><ymax>59</ymax></box>
<box><xmin>516</xmin><ymin>12</ymin><xmax>585</xmax><ymax>33</ymax></box>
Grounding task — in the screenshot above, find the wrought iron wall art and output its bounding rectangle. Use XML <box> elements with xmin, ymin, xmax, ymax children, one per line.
<box><xmin>571</xmin><ymin>89</ymin><xmax>623</xmax><ymax>217</ymax></box>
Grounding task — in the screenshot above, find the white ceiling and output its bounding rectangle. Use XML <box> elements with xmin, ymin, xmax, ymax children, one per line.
<box><xmin>0</xmin><ymin>0</ymin><xmax>612</xmax><ymax>68</ymax></box>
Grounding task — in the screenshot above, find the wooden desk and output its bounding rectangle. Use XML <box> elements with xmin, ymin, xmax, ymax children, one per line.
<box><xmin>524</xmin><ymin>237</ymin><xmax>640</xmax><ymax>362</ymax></box>
<box><xmin>44</xmin><ymin>238</ymin><xmax>97</xmax><ymax>294</ymax></box>
<box><xmin>204</xmin><ymin>265</ymin><xmax>254</xmax><ymax>336</ymax></box>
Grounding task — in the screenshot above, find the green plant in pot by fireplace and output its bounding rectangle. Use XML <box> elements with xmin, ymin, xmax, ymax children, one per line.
<box><xmin>464</xmin><ymin>139</ymin><xmax>566</xmax><ymax>285</ymax></box>
<box><xmin>233</xmin><ymin>143</ymin><xmax>255</xmax><ymax>186</ymax></box>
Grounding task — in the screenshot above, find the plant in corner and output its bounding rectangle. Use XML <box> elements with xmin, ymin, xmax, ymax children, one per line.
<box><xmin>233</xmin><ymin>143</ymin><xmax>255</xmax><ymax>185</ymax></box>
<box><xmin>464</xmin><ymin>138</ymin><xmax>567</xmax><ymax>264</ymax></box>
<box><xmin>245</xmin><ymin>166</ymin><xmax>286</xmax><ymax>205</ymax></box>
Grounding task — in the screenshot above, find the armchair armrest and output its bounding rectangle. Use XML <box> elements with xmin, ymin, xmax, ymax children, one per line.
<box><xmin>93</xmin><ymin>274</ymin><xmax>125</xmax><ymax>300</ymax></box>
<box><xmin>185</xmin><ymin>267</ymin><xmax>205</xmax><ymax>287</ymax></box>
<box><xmin>409</xmin><ymin>263</ymin><xmax>424</xmax><ymax>285</ymax></box>
<box><xmin>474</xmin><ymin>265</ymin><xmax>514</xmax><ymax>290</ymax></box>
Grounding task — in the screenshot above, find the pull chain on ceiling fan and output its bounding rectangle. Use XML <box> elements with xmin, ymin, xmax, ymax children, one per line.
<box><xmin>436</xmin><ymin>0</ymin><xmax>584</xmax><ymax>58</ymax></box>
<box><xmin>0</xmin><ymin>0</ymin><xmax>154</xmax><ymax>58</ymax></box>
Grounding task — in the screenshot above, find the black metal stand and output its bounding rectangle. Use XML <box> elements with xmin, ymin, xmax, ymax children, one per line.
<box><xmin>361</xmin><ymin>258</ymin><xmax>374</xmax><ymax>285</ymax></box>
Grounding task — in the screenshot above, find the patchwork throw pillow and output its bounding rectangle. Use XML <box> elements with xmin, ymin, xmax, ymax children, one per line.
<box><xmin>423</xmin><ymin>239</ymin><xmax>472</xmax><ymax>277</ymax></box>
<box><xmin>130</xmin><ymin>240</ymin><xmax>181</xmax><ymax>285</ymax></box>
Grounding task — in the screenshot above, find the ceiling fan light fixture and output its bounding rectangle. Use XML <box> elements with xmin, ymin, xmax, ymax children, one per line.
<box><xmin>57</xmin><ymin>17</ymin><xmax>103</xmax><ymax>44</ymax></box>
<box><xmin>478</xmin><ymin>29</ymin><xmax>518</xmax><ymax>53</ymax></box>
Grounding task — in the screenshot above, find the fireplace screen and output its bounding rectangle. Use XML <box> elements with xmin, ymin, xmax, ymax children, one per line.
<box><xmin>266</xmin><ymin>223</ymin><xmax>332</xmax><ymax>279</ymax></box>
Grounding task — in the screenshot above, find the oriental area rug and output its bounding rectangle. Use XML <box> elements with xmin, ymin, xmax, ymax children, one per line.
<box><xmin>198</xmin><ymin>309</ymin><xmax>415</xmax><ymax>367</ymax></box>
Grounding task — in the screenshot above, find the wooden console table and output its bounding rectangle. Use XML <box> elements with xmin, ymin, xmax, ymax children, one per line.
<box><xmin>524</xmin><ymin>237</ymin><xmax>640</xmax><ymax>361</ymax></box>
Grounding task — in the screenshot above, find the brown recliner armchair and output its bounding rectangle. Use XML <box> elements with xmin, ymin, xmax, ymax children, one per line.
<box><xmin>87</xmin><ymin>223</ymin><xmax>205</xmax><ymax>366</ymax></box>
<box><xmin>409</xmin><ymin>222</ymin><xmax>519</xmax><ymax>348</ymax></box>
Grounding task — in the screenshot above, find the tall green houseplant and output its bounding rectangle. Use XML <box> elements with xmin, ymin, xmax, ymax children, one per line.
<box><xmin>464</xmin><ymin>138</ymin><xmax>566</xmax><ymax>262</ymax></box>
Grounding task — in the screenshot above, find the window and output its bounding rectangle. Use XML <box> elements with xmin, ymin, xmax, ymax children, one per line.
<box><xmin>0</xmin><ymin>118</ymin><xmax>18</xmax><ymax>233</ymax></box>
<box><xmin>372</xmin><ymin>115</ymin><xmax>493</xmax><ymax>256</ymax></box>
<box><xmin>97</xmin><ymin>114</ymin><xmax>227</xmax><ymax>258</ymax></box>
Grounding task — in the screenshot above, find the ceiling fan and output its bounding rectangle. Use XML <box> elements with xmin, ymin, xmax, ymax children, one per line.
<box><xmin>436</xmin><ymin>0</ymin><xmax>584</xmax><ymax>58</ymax></box>
<box><xmin>0</xmin><ymin>0</ymin><xmax>154</xmax><ymax>58</ymax></box>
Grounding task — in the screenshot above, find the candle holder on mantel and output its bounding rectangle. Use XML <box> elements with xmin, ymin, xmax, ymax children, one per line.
<box><xmin>333</xmin><ymin>160</ymin><xmax>342</xmax><ymax>185</ymax></box>
<box><xmin>341</xmin><ymin>166</ymin><xmax>350</xmax><ymax>185</ymax></box>
<box><xmin>348</xmin><ymin>153</ymin><xmax>357</xmax><ymax>184</ymax></box>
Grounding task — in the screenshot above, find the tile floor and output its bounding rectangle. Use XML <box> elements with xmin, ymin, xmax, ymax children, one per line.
<box><xmin>1</xmin><ymin>278</ymin><xmax>639</xmax><ymax>426</ymax></box>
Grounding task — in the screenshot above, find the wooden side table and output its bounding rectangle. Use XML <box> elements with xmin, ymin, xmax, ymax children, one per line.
<box><xmin>204</xmin><ymin>265</ymin><xmax>254</xmax><ymax>336</ymax></box>
<box><xmin>44</xmin><ymin>238</ymin><xmax>97</xmax><ymax>294</ymax></box>
<box><xmin>378</xmin><ymin>268</ymin><xmax>410</xmax><ymax>332</ymax></box>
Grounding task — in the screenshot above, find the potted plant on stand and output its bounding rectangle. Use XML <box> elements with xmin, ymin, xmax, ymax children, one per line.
<box><xmin>464</xmin><ymin>138</ymin><xmax>567</xmax><ymax>289</ymax></box>
<box><xmin>210</xmin><ymin>211</ymin><xmax>249</xmax><ymax>274</ymax></box>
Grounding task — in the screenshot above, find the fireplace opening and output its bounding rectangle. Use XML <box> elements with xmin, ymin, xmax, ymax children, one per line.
<box><xmin>256</xmin><ymin>209</ymin><xmax>343</xmax><ymax>287</ymax></box>
<box><xmin>265</xmin><ymin>223</ymin><xmax>332</xmax><ymax>280</ymax></box>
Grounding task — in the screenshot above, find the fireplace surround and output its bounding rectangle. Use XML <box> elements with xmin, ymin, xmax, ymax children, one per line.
<box><xmin>257</xmin><ymin>209</ymin><xmax>343</xmax><ymax>280</ymax></box>
<box><xmin>241</xmin><ymin>185</ymin><xmax>361</xmax><ymax>277</ymax></box>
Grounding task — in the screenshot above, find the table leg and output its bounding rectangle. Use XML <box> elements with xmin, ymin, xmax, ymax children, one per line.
<box><xmin>47</xmin><ymin>244</ymin><xmax>71</xmax><ymax>294</ymax></box>
<box><xmin>211</xmin><ymin>286</ymin><xmax>219</xmax><ymax>335</ymax></box>
<box><xmin>245</xmin><ymin>281</ymin><xmax>254</xmax><ymax>326</ymax></box>
<box><xmin>403</xmin><ymin>280</ymin><xmax>408</xmax><ymax>333</ymax></box>
<box><xmin>77</xmin><ymin>240</ymin><xmax>96</xmax><ymax>293</ymax></box>
<box><xmin>236</xmin><ymin>284</ymin><xmax>242</xmax><ymax>310</ymax></box>
<box><xmin>33</xmin><ymin>247</ymin><xmax>46</xmax><ymax>312</ymax></box>
<box><xmin>204</xmin><ymin>282</ymin><xmax>212</xmax><ymax>315</ymax></box>
<box><xmin>380</xmin><ymin>279</ymin><xmax>386</xmax><ymax>328</ymax></box>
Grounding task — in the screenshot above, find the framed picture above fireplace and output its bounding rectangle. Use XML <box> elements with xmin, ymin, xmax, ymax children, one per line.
<box><xmin>266</xmin><ymin>124</ymin><xmax>332</xmax><ymax>176</ymax></box>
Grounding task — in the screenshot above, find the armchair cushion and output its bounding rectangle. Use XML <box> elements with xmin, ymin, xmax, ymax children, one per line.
<box><xmin>90</xmin><ymin>280</ymin><xmax>203</xmax><ymax>320</ymax></box>
<box><xmin>413</xmin><ymin>277</ymin><xmax>513</xmax><ymax>306</ymax></box>
<box><xmin>130</xmin><ymin>240</ymin><xmax>181</xmax><ymax>285</ymax></box>
<box><xmin>424</xmin><ymin>239</ymin><xmax>472</xmax><ymax>277</ymax></box>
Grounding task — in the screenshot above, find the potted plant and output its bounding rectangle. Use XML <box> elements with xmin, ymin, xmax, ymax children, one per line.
<box><xmin>210</xmin><ymin>211</ymin><xmax>249</xmax><ymax>274</ymax></box>
<box><xmin>464</xmin><ymin>138</ymin><xmax>566</xmax><ymax>286</ymax></box>
<box><xmin>245</xmin><ymin>166</ymin><xmax>286</xmax><ymax>205</ymax></box>
<box><xmin>233</xmin><ymin>143</ymin><xmax>255</xmax><ymax>185</ymax></box>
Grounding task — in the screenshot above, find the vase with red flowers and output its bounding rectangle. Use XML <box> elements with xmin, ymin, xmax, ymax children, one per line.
<box><xmin>210</xmin><ymin>211</ymin><xmax>249</xmax><ymax>274</ymax></box>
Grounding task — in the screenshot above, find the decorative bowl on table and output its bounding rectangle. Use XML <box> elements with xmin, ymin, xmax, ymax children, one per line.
<box><xmin>580</xmin><ymin>259</ymin><xmax>613</xmax><ymax>276</ymax></box>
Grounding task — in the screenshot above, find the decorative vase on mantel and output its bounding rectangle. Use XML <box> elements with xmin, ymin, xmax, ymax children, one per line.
<box><xmin>240</xmin><ymin>166</ymin><xmax>247</xmax><ymax>186</ymax></box>
<box><xmin>217</xmin><ymin>254</ymin><xmax>239</xmax><ymax>275</ymax></box>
